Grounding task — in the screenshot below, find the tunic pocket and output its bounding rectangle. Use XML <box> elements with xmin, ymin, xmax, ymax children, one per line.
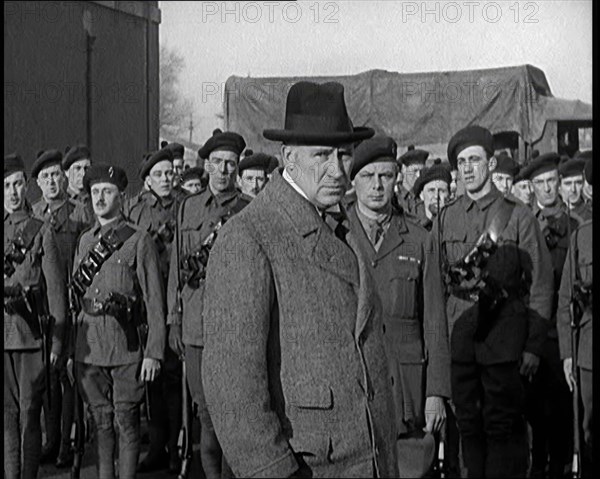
<box><xmin>390</xmin><ymin>260</ymin><xmax>420</xmax><ymax>318</ymax></box>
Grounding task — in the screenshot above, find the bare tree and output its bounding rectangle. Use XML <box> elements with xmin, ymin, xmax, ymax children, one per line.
<box><xmin>160</xmin><ymin>44</ymin><xmax>192</xmax><ymax>137</ymax></box>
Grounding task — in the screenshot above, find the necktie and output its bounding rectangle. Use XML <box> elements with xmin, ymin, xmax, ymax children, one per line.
<box><xmin>368</xmin><ymin>221</ymin><xmax>384</xmax><ymax>246</ymax></box>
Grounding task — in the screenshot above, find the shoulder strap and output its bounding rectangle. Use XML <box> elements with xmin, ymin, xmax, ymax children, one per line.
<box><xmin>487</xmin><ymin>199</ymin><xmax>515</xmax><ymax>241</ymax></box>
<box><xmin>16</xmin><ymin>217</ymin><xmax>45</xmax><ymax>250</ymax></box>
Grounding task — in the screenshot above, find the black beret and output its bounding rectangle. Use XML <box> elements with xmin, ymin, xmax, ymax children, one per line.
<box><xmin>494</xmin><ymin>152</ymin><xmax>519</xmax><ymax>177</ymax></box>
<box><xmin>520</xmin><ymin>152</ymin><xmax>560</xmax><ymax>180</ymax></box>
<box><xmin>447</xmin><ymin>125</ymin><xmax>494</xmax><ymax>169</ymax></box>
<box><xmin>584</xmin><ymin>159</ymin><xmax>592</xmax><ymax>185</ymax></box>
<box><xmin>398</xmin><ymin>144</ymin><xmax>429</xmax><ymax>166</ymax></box>
<box><xmin>139</xmin><ymin>148</ymin><xmax>174</xmax><ymax>179</ymax></box>
<box><xmin>181</xmin><ymin>166</ymin><xmax>205</xmax><ymax>183</ymax></box>
<box><xmin>32</xmin><ymin>149</ymin><xmax>63</xmax><ymax>178</ymax></box>
<box><xmin>574</xmin><ymin>150</ymin><xmax>592</xmax><ymax>162</ymax></box>
<box><xmin>558</xmin><ymin>158</ymin><xmax>586</xmax><ymax>179</ymax></box>
<box><xmin>160</xmin><ymin>140</ymin><xmax>169</xmax><ymax>148</ymax></box>
<box><xmin>165</xmin><ymin>142</ymin><xmax>184</xmax><ymax>160</ymax></box>
<box><xmin>351</xmin><ymin>136</ymin><xmax>398</xmax><ymax>180</ymax></box>
<box><xmin>4</xmin><ymin>153</ymin><xmax>25</xmax><ymax>178</ymax></box>
<box><xmin>198</xmin><ymin>130</ymin><xmax>246</xmax><ymax>159</ymax></box>
<box><xmin>238</xmin><ymin>152</ymin><xmax>275</xmax><ymax>174</ymax></box>
<box><xmin>83</xmin><ymin>163</ymin><xmax>128</xmax><ymax>192</ymax></box>
<box><xmin>62</xmin><ymin>144</ymin><xmax>91</xmax><ymax>170</ymax></box>
<box><xmin>413</xmin><ymin>163</ymin><xmax>451</xmax><ymax>197</ymax></box>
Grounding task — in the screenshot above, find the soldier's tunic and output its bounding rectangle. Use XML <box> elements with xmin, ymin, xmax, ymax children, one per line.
<box><xmin>73</xmin><ymin>216</ymin><xmax>166</xmax><ymax>479</ymax></box>
<box><xmin>4</xmin><ymin>208</ymin><xmax>67</xmax><ymax>479</ymax></box>
<box><xmin>412</xmin><ymin>201</ymin><xmax>434</xmax><ymax>231</ymax></box>
<box><xmin>166</xmin><ymin>187</ymin><xmax>250</xmax><ymax>477</ymax></box>
<box><xmin>526</xmin><ymin>202</ymin><xmax>580</xmax><ymax>477</ymax></box>
<box><xmin>348</xmin><ymin>205</ymin><xmax>450</xmax><ymax>477</ymax></box>
<box><xmin>557</xmin><ymin>220</ymin><xmax>593</xmax><ymax>476</ymax></box>
<box><xmin>67</xmin><ymin>185</ymin><xmax>93</xmax><ymax>216</ymax></box>
<box><xmin>424</xmin><ymin>187</ymin><xmax>554</xmax><ymax>478</ymax></box>
<box><xmin>124</xmin><ymin>189</ymin><xmax>183</xmax><ymax>465</ymax></box>
<box><xmin>571</xmin><ymin>199</ymin><xmax>592</xmax><ymax>223</ymax></box>
<box><xmin>31</xmin><ymin>196</ymin><xmax>92</xmax><ymax>461</ymax></box>
<box><xmin>396</xmin><ymin>183</ymin><xmax>421</xmax><ymax>214</ymax></box>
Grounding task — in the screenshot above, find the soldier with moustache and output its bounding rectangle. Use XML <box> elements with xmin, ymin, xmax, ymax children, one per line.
<box><xmin>559</xmin><ymin>156</ymin><xmax>592</xmax><ymax>222</ymax></box>
<box><xmin>521</xmin><ymin>153</ymin><xmax>583</xmax><ymax>478</ymax></box>
<box><xmin>63</xmin><ymin>145</ymin><xmax>92</xmax><ymax>213</ymax></box>
<box><xmin>347</xmin><ymin>137</ymin><xmax>449</xmax><ymax>477</ymax></box>
<box><xmin>395</xmin><ymin>145</ymin><xmax>428</xmax><ymax>214</ymax></box>
<box><xmin>412</xmin><ymin>161</ymin><xmax>452</xmax><ymax>232</ymax></box>
<box><xmin>167</xmin><ymin>130</ymin><xmax>250</xmax><ymax>479</ymax></box>
<box><xmin>424</xmin><ymin>126</ymin><xmax>554</xmax><ymax>478</ymax></box>
<box><xmin>557</xmin><ymin>160</ymin><xmax>593</xmax><ymax>479</ymax></box>
<box><xmin>30</xmin><ymin>149</ymin><xmax>92</xmax><ymax>468</ymax></box>
<box><xmin>4</xmin><ymin>153</ymin><xmax>67</xmax><ymax>479</ymax></box>
<box><xmin>124</xmin><ymin>147</ymin><xmax>184</xmax><ymax>473</ymax></box>
<box><xmin>71</xmin><ymin>164</ymin><xmax>165</xmax><ymax>479</ymax></box>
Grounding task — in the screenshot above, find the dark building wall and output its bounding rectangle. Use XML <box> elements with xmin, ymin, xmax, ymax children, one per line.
<box><xmin>4</xmin><ymin>1</ymin><xmax>160</xmax><ymax>197</ymax></box>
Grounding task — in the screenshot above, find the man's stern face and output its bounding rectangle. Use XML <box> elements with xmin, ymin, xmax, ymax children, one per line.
<box><xmin>282</xmin><ymin>143</ymin><xmax>354</xmax><ymax>210</ymax></box>
<box><xmin>91</xmin><ymin>182</ymin><xmax>122</xmax><ymax>220</ymax></box>
<box><xmin>67</xmin><ymin>158</ymin><xmax>91</xmax><ymax>192</ymax></box>
<box><xmin>206</xmin><ymin>150</ymin><xmax>239</xmax><ymax>194</ymax></box>
<box><xmin>352</xmin><ymin>161</ymin><xmax>397</xmax><ymax>213</ymax></box>
<box><xmin>456</xmin><ymin>146</ymin><xmax>492</xmax><ymax>195</ymax></box>
<box><xmin>4</xmin><ymin>171</ymin><xmax>27</xmax><ymax>212</ymax></box>
<box><xmin>145</xmin><ymin>160</ymin><xmax>174</xmax><ymax>198</ymax></box>
<box><xmin>559</xmin><ymin>174</ymin><xmax>584</xmax><ymax>207</ymax></box>
<box><xmin>420</xmin><ymin>180</ymin><xmax>450</xmax><ymax>216</ymax></box>
<box><xmin>37</xmin><ymin>164</ymin><xmax>66</xmax><ymax>201</ymax></box>
<box><xmin>531</xmin><ymin>169</ymin><xmax>560</xmax><ymax>207</ymax></box>
<box><xmin>239</xmin><ymin>168</ymin><xmax>268</xmax><ymax>198</ymax></box>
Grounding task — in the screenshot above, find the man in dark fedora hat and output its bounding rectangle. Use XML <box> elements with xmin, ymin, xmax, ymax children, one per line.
<box><xmin>201</xmin><ymin>81</ymin><xmax>398</xmax><ymax>478</ymax></box>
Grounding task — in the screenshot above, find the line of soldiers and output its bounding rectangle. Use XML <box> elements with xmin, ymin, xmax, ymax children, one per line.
<box><xmin>4</xmin><ymin>80</ymin><xmax>593</xmax><ymax>479</ymax></box>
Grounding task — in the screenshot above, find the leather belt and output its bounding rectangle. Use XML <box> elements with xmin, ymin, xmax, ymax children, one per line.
<box><xmin>81</xmin><ymin>297</ymin><xmax>106</xmax><ymax>316</ymax></box>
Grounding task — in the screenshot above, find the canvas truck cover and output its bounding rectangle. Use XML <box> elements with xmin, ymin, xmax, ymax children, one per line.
<box><xmin>223</xmin><ymin>65</ymin><xmax>592</xmax><ymax>157</ymax></box>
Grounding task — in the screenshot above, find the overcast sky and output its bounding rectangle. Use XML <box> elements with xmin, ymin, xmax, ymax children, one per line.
<box><xmin>159</xmin><ymin>0</ymin><xmax>593</xmax><ymax>144</ymax></box>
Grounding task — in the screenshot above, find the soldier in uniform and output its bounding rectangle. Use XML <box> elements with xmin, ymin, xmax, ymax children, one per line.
<box><xmin>180</xmin><ymin>166</ymin><xmax>206</xmax><ymax>195</ymax></box>
<box><xmin>63</xmin><ymin>145</ymin><xmax>92</xmax><ymax>212</ymax></box>
<box><xmin>424</xmin><ymin>125</ymin><xmax>554</xmax><ymax>478</ymax></box>
<box><xmin>30</xmin><ymin>149</ymin><xmax>92</xmax><ymax>468</ymax></box>
<box><xmin>491</xmin><ymin>152</ymin><xmax>519</xmax><ymax>196</ymax></box>
<box><xmin>164</xmin><ymin>142</ymin><xmax>188</xmax><ymax>201</ymax></box>
<box><xmin>396</xmin><ymin>144</ymin><xmax>428</xmax><ymax>213</ymax></box>
<box><xmin>412</xmin><ymin>161</ymin><xmax>452</xmax><ymax>232</ymax></box>
<box><xmin>520</xmin><ymin>153</ymin><xmax>582</xmax><ymax>478</ymax></box>
<box><xmin>123</xmin><ymin>148</ymin><xmax>184</xmax><ymax>473</ymax></box>
<box><xmin>237</xmin><ymin>150</ymin><xmax>274</xmax><ymax>199</ymax></box>
<box><xmin>511</xmin><ymin>167</ymin><xmax>534</xmax><ymax>208</ymax></box>
<box><xmin>167</xmin><ymin>129</ymin><xmax>250</xmax><ymax>479</ymax></box>
<box><xmin>559</xmin><ymin>156</ymin><xmax>592</xmax><ymax>222</ymax></box>
<box><xmin>4</xmin><ymin>153</ymin><xmax>67</xmax><ymax>479</ymax></box>
<box><xmin>557</xmin><ymin>159</ymin><xmax>592</xmax><ymax>479</ymax></box>
<box><xmin>71</xmin><ymin>164</ymin><xmax>165</xmax><ymax>479</ymax></box>
<box><xmin>347</xmin><ymin>137</ymin><xmax>449</xmax><ymax>477</ymax></box>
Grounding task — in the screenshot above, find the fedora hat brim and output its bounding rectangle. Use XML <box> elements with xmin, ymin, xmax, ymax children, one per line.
<box><xmin>263</xmin><ymin>126</ymin><xmax>375</xmax><ymax>145</ymax></box>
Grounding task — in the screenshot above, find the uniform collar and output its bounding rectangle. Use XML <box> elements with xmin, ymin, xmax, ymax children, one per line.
<box><xmin>144</xmin><ymin>189</ymin><xmax>175</xmax><ymax>208</ymax></box>
<box><xmin>68</xmin><ymin>185</ymin><xmax>88</xmax><ymax>201</ymax></box>
<box><xmin>4</xmin><ymin>207</ymin><xmax>31</xmax><ymax>224</ymax></box>
<box><xmin>203</xmin><ymin>186</ymin><xmax>239</xmax><ymax>207</ymax></box>
<box><xmin>92</xmin><ymin>214</ymin><xmax>127</xmax><ymax>236</ymax></box>
<box><xmin>464</xmin><ymin>185</ymin><xmax>502</xmax><ymax>212</ymax></box>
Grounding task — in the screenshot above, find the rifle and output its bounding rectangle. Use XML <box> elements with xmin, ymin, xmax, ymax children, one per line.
<box><xmin>177</xmin><ymin>360</ymin><xmax>194</xmax><ymax>479</ymax></box>
<box><xmin>566</xmin><ymin>201</ymin><xmax>581</xmax><ymax>479</ymax></box>
<box><xmin>69</xmin><ymin>287</ymin><xmax>87</xmax><ymax>479</ymax></box>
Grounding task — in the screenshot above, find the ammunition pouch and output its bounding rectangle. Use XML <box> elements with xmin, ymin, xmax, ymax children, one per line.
<box><xmin>81</xmin><ymin>292</ymin><xmax>144</xmax><ymax>352</ymax></box>
<box><xmin>572</xmin><ymin>282</ymin><xmax>593</xmax><ymax>321</ymax></box>
<box><xmin>180</xmin><ymin>246</ymin><xmax>210</xmax><ymax>289</ymax></box>
<box><xmin>4</xmin><ymin>284</ymin><xmax>29</xmax><ymax>316</ymax></box>
<box><xmin>4</xmin><ymin>217</ymin><xmax>44</xmax><ymax>278</ymax></box>
<box><xmin>3</xmin><ymin>284</ymin><xmax>52</xmax><ymax>340</ymax></box>
<box><xmin>71</xmin><ymin>225</ymin><xmax>136</xmax><ymax>297</ymax></box>
<box><xmin>151</xmin><ymin>221</ymin><xmax>175</xmax><ymax>253</ymax></box>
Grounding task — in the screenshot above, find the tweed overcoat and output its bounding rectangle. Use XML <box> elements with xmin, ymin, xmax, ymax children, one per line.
<box><xmin>201</xmin><ymin>171</ymin><xmax>398</xmax><ymax>478</ymax></box>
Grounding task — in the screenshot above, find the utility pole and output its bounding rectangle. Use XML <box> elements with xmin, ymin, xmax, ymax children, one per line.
<box><xmin>188</xmin><ymin>114</ymin><xmax>194</xmax><ymax>143</ymax></box>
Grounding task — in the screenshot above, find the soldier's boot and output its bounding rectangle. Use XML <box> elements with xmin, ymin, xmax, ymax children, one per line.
<box><xmin>115</xmin><ymin>404</ymin><xmax>141</xmax><ymax>479</ymax></box>
<box><xmin>41</xmin><ymin>367</ymin><xmax>62</xmax><ymax>463</ymax></box>
<box><xmin>4</xmin><ymin>409</ymin><xmax>21</xmax><ymax>479</ymax></box>
<box><xmin>92</xmin><ymin>406</ymin><xmax>116</xmax><ymax>479</ymax></box>
<box><xmin>166</xmin><ymin>372</ymin><xmax>183</xmax><ymax>472</ymax></box>
<box><xmin>460</xmin><ymin>434</ymin><xmax>485</xmax><ymax>479</ymax></box>
<box><xmin>21</xmin><ymin>408</ymin><xmax>43</xmax><ymax>479</ymax></box>
<box><xmin>56</xmin><ymin>375</ymin><xmax>75</xmax><ymax>467</ymax></box>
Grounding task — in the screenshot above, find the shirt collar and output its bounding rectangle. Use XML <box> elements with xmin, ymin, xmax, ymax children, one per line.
<box><xmin>282</xmin><ymin>167</ymin><xmax>342</xmax><ymax>216</ymax></box>
<box><xmin>465</xmin><ymin>185</ymin><xmax>502</xmax><ymax>212</ymax></box>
